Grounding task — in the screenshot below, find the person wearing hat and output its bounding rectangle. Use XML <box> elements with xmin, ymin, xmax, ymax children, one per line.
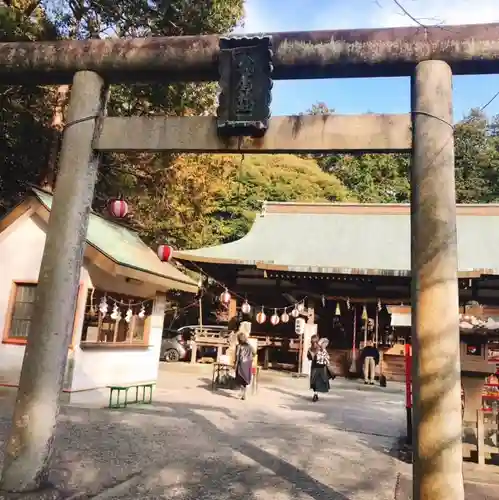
<box><xmin>307</xmin><ymin>335</ymin><xmax>331</xmax><ymax>402</ymax></box>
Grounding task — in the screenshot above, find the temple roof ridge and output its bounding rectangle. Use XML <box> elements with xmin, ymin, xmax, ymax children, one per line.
<box><xmin>173</xmin><ymin>200</ymin><xmax>499</xmax><ymax>276</ymax></box>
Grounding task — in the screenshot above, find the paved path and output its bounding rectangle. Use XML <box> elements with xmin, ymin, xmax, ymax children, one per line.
<box><xmin>0</xmin><ymin>366</ymin><xmax>498</xmax><ymax>499</ymax></box>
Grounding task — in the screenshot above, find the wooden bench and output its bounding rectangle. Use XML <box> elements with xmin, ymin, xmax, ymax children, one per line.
<box><xmin>107</xmin><ymin>382</ymin><xmax>155</xmax><ymax>409</ymax></box>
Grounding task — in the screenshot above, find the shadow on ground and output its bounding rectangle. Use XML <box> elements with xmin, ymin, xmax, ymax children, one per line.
<box><xmin>0</xmin><ymin>394</ymin><xmax>397</xmax><ymax>500</ymax></box>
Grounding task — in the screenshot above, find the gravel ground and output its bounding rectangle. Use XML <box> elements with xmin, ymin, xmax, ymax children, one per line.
<box><xmin>0</xmin><ymin>366</ymin><xmax>498</xmax><ymax>499</ymax></box>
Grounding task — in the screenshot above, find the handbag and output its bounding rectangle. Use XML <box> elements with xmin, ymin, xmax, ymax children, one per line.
<box><xmin>327</xmin><ymin>364</ymin><xmax>337</xmax><ymax>380</ymax></box>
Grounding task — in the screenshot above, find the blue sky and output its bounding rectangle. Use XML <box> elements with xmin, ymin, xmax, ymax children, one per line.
<box><xmin>235</xmin><ymin>0</ymin><xmax>499</xmax><ymax>121</ymax></box>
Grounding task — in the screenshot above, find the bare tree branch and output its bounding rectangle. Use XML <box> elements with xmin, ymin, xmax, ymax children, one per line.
<box><xmin>392</xmin><ymin>0</ymin><xmax>427</xmax><ymax>28</ymax></box>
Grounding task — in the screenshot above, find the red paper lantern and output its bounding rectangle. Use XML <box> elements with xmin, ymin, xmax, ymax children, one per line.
<box><xmin>108</xmin><ymin>198</ymin><xmax>128</xmax><ymax>218</ymax></box>
<box><xmin>157</xmin><ymin>244</ymin><xmax>174</xmax><ymax>262</ymax></box>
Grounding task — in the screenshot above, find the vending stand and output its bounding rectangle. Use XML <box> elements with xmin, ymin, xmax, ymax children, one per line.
<box><xmin>405</xmin><ymin>309</ymin><xmax>499</xmax><ymax>463</ymax></box>
<box><xmin>459</xmin><ymin>311</ymin><xmax>499</xmax><ymax>463</ymax></box>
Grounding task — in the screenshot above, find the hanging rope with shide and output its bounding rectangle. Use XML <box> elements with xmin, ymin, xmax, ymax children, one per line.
<box><xmin>307</xmin><ymin>335</ymin><xmax>335</xmax><ymax>402</ymax></box>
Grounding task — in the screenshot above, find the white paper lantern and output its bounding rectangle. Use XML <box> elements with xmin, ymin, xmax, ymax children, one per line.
<box><xmin>220</xmin><ymin>289</ymin><xmax>231</xmax><ymax>304</ymax></box>
<box><xmin>256</xmin><ymin>308</ymin><xmax>266</xmax><ymax>324</ymax></box>
<box><xmin>281</xmin><ymin>311</ymin><xmax>290</xmax><ymax>323</ymax></box>
<box><xmin>241</xmin><ymin>301</ymin><xmax>251</xmax><ymax>314</ymax></box>
<box><xmin>270</xmin><ymin>310</ymin><xmax>280</xmax><ymax>326</ymax></box>
<box><xmin>291</xmin><ymin>306</ymin><xmax>300</xmax><ymax>318</ymax></box>
<box><xmin>297</xmin><ymin>302</ymin><xmax>305</xmax><ymax>314</ymax></box>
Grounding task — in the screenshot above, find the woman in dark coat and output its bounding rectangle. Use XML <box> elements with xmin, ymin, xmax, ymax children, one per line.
<box><xmin>307</xmin><ymin>335</ymin><xmax>330</xmax><ymax>402</ymax></box>
<box><xmin>234</xmin><ymin>332</ymin><xmax>256</xmax><ymax>400</ymax></box>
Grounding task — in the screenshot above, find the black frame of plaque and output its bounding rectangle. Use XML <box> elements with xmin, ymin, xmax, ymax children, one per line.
<box><xmin>217</xmin><ymin>36</ymin><xmax>273</xmax><ymax>138</ymax></box>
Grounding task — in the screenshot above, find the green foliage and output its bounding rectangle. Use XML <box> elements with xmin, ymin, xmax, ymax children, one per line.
<box><xmin>305</xmin><ymin>102</ymin><xmax>334</xmax><ymax>115</ymax></box>
<box><xmin>0</xmin><ymin>0</ymin><xmax>244</xmax><ymax>216</ymax></box>
<box><xmin>319</xmin><ymin>153</ymin><xmax>410</xmax><ymax>203</ymax></box>
<box><xmin>0</xmin><ymin>2</ymin><xmax>59</xmax><ymax>213</ymax></box>
<box><xmin>213</xmin><ymin>154</ymin><xmax>351</xmax><ymax>243</ymax></box>
<box><xmin>309</xmin><ymin>103</ymin><xmax>499</xmax><ymax>206</ymax></box>
<box><xmin>96</xmin><ymin>153</ymin><xmax>351</xmax><ymax>249</ymax></box>
<box><xmin>454</xmin><ymin>109</ymin><xmax>499</xmax><ymax>203</ymax></box>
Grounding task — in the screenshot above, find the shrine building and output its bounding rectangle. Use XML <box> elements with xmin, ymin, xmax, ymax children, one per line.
<box><xmin>174</xmin><ymin>201</ymin><xmax>499</xmax><ymax>380</ymax></box>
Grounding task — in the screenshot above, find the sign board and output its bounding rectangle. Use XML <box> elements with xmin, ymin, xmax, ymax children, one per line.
<box><xmin>295</xmin><ymin>317</ymin><xmax>306</xmax><ymax>335</ymax></box>
<box><xmin>488</xmin><ymin>342</ymin><xmax>499</xmax><ymax>363</ymax></box>
<box><xmin>217</xmin><ymin>36</ymin><xmax>273</xmax><ymax>137</ymax></box>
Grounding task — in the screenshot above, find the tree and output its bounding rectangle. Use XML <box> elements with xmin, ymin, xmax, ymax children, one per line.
<box><xmin>217</xmin><ymin>154</ymin><xmax>351</xmax><ymax>243</ymax></box>
<box><xmin>0</xmin><ymin>0</ymin><xmax>245</xmax><ymax>216</ymax></box>
<box><xmin>0</xmin><ymin>2</ymin><xmax>60</xmax><ymax>214</ymax></box>
<box><xmin>308</xmin><ymin>103</ymin><xmax>499</xmax><ymax>205</ymax></box>
<box><xmin>320</xmin><ymin>153</ymin><xmax>410</xmax><ymax>203</ymax></box>
<box><xmin>454</xmin><ymin>109</ymin><xmax>499</xmax><ymax>203</ymax></box>
<box><xmin>97</xmin><ymin>153</ymin><xmax>351</xmax><ymax>250</ymax></box>
<box><xmin>305</xmin><ymin>102</ymin><xmax>334</xmax><ymax>115</ymax></box>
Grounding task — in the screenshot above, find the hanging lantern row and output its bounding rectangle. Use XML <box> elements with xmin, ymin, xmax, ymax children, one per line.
<box><xmin>250</xmin><ymin>302</ymin><xmax>309</xmax><ymax>326</ymax></box>
<box><xmin>238</xmin><ymin>299</ymin><xmax>306</xmax><ymax>318</ymax></box>
<box><xmin>98</xmin><ymin>296</ymin><xmax>146</xmax><ymax>322</ymax></box>
<box><xmin>108</xmin><ymin>198</ymin><xmax>129</xmax><ymax>219</ymax></box>
<box><xmin>157</xmin><ymin>244</ymin><xmax>174</xmax><ymax>262</ymax></box>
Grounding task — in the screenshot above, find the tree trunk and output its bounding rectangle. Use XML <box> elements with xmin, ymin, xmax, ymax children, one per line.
<box><xmin>40</xmin><ymin>84</ymin><xmax>69</xmax><ymax>192</ymax></box>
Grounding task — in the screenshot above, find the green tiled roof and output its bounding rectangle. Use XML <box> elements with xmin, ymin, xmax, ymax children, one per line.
<box><xmin>33</xmin><ymin>189</ymin><xmax>197</xmax><ymax>290</ymax></box>
<box><xmin>175</xmin><ymin>201</ymin><xmax>499</xmax><ymax>276</ymax></box>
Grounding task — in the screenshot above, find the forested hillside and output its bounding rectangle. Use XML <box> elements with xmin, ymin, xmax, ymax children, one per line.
<box><xmin>2</xmin><ymin>2</ymin><xmax>499</xmax><ymax>251</ymax></box>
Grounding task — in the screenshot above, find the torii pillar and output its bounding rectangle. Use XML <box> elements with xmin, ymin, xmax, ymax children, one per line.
<box><xmin>411</xmin><ymin>60</ymin><xmax>464</xmax><ymax>500</ymax></box>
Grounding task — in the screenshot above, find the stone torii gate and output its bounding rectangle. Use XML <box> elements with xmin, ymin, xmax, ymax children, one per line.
<box><xmin>2</xmin><ymin>21</ymin><xmax>499</xmax><ymax>500</ymax></box>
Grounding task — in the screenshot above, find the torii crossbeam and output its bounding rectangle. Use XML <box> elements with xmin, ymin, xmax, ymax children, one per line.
<box><xmin>1</xmin><ymin>21</ymin><xmax>494</xmax><ymax>500</ymax></box>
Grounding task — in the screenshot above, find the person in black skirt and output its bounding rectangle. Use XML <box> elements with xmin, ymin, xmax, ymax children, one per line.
<box><xmin>307</xmin><ymin>335</ymin><xmax>330</xmax><ymax>402</ymax></box>
<box><xmin>234</xmin><ymin>332</ymin><xmax>256</xmax><ymax>400</ymax></box>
